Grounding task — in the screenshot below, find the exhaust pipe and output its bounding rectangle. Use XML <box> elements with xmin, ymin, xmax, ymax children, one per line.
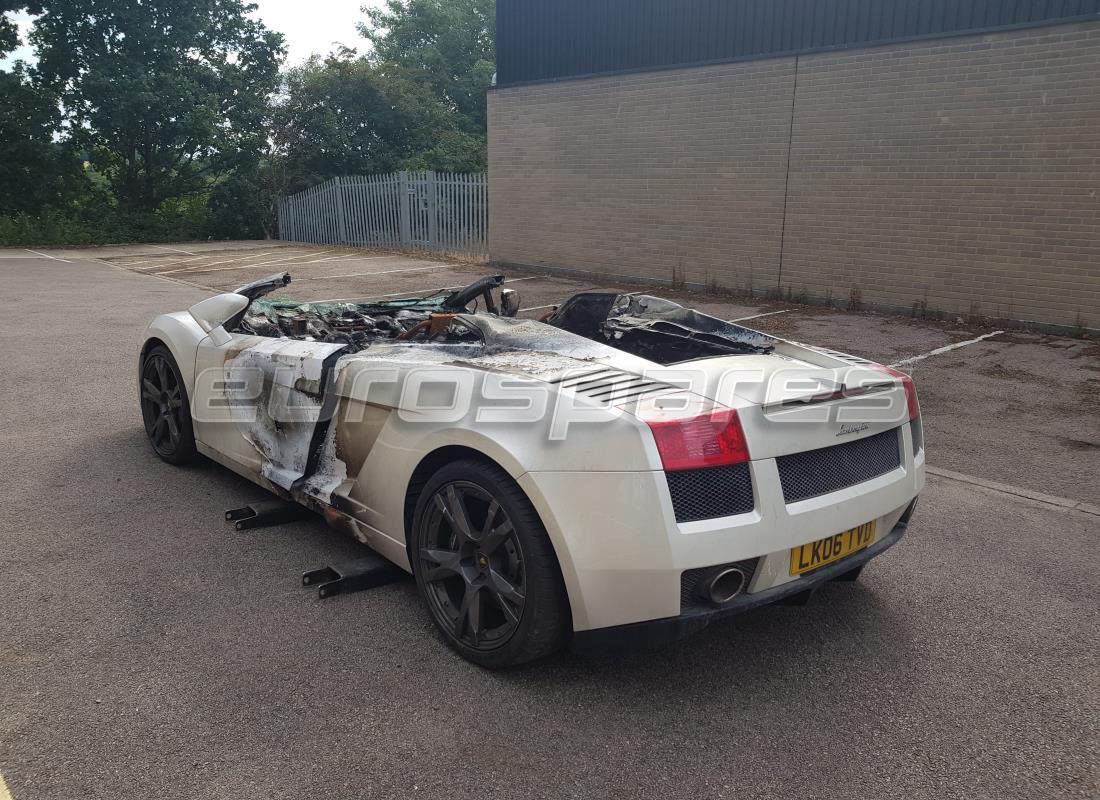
<box><xmin>699</xmin><ymin>566</ymin><xmax>747</xmax><ymax>606</ymax></box>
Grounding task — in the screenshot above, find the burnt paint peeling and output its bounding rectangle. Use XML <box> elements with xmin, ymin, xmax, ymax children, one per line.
<box><xmin>215</xmin><ymin>275</ymin><xmax>779</xmax><ymax>540</ymax></box>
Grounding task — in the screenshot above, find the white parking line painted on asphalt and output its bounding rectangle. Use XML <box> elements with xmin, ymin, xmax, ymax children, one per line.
<box><xmin>730</xmin><ymin>309</ymin><xmax>790</xmax><ymax>322</ymax></box>
<box><xmin>139</xmin><ymin>256</ymin><xmax>206</xmax><ymax>272</ymax></box>
<box><xmin>927</xmin><ymin>466</ymin><xmax>1100</xmax><ymax>517</ymax></box>
<box><xmin>24</xmin><ymin>249</ymin><xmax>70</xmax><ymax>263</ymax></box>
<box><xmin>305</xmin><ymin>289</ymin><xmax>452</xmax><ymax>304</ymax></box>
<box><xmin>158</xmin><ymin>253</ymin><xmax>403</xmax><ymax>279</ymax></box>
<box><xmin>304</xmin><ymin>277</ymin><xmax>538</xmax><ymax>304</ymax></box>
<box><xmin>149</xmin><ymin>249</ymin><xmax>292</xmax><ymax>274</ymax></box>
<box><xmin>157</xmin><ymin>249</ymin><xmax>338</xmax><ymax>275</ymax></box>
<box><xmin>891</xmin><ymin>330</ymin><xmax>1004</xmax><ymax>368</ymax></box>
<box><xmin>295</xmin><ymin>264</ymin><xmax>445</xmax><ymax>281</ymax></box>
<box><xmin>306</xmin><ymin>284</ymin><xmax>467</xmax><ymax>303</ymax></box>
<box><xmin>173</xmin><ymin>249</ymin><xmax>284</xmax><ymax>269</ymax></box>
<box><xmin>308</xmin><ymin>254</ymin><xmax>367</xmax><ymax>263</ymax></box>
<box><xmin>0</xmin><ymin>771</ymin><xmax>14</xmax><ymax>800</ymax></box>
<box><xmin>146</xmin><ymin>244</ymin><xmax>195</xmax><ymax>255</ymax></box>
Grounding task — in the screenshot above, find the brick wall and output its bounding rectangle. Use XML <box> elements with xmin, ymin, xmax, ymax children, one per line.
<box><xmin>488</xmin><ymin>58</ymin><xmax>796</xmax><ymax>294</ymax></box>
<box><xmin>488</xmin><ymin>20</ymin><xmax>1100</xmax><ymax>330</ymax></box>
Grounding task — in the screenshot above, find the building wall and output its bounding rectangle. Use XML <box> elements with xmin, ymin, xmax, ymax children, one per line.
<box><xmin>496</xmin><ymin>0</ymin><xmax>1100</xmax><ymax>87</ymax></box>
<box><xmin>489</xmin><ymin>58</ymin><xmax>796</xmax><ymax>294</ymax></box>
<box><xmin>488</xmin><ymin>20</ymin><xmax>1100</xmax><ymax>330</ymax></box>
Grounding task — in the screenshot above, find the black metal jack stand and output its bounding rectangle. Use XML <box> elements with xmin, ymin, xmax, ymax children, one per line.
<box><xmin>225</xmin><ymin>499</ymin><xmax>311</xmax><ymax>530</ymax></box>
<box><xmin>302</xmin><ymin>552</ymin><xmax>407</xmax><ymax>599</ymax></box>
<box><xmin>225</xmin><ymin>500</ymin><xmax>407</xmax><ymax>598</ymax></box>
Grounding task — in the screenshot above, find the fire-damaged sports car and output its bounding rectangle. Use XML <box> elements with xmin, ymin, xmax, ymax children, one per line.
<box><xmin>139</xmin><ymin>273</ymin><xmax>924</xmax><ymax>667</ymax></box>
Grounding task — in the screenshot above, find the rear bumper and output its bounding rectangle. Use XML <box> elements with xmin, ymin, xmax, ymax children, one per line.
<box><xmin>519</xmin><ymin>431</ymin><xmax>924</xmax><ymax>632</ymax></box>
<box><xmin>571</xmin><ymin>498</ymin><xmax>916</xmax><ymax>654</ymax></box>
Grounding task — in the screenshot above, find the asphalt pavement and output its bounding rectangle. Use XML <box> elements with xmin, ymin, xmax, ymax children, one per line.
<box><xmin>0</xmin><ymin>251</ymin><xmax>1096</xmax><ymax>800</ymax></box>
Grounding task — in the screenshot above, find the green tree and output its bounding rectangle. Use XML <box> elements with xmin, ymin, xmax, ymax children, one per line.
<box><xmin>0</xmin><ymin>4</ymin><xmax>84</xmax><ymax>214</ymax></box>
<box><xmin>0</xmin><ymin>6</ymin><xmax>19</xmax><ymax>53</ymax></box>
<box><xmin>207</xmin><ymin>153</ymin><xmax>291</xmax><ymax>239</ymax></box>
<box><xmin>272</xmin><ymin>52</ymin><xmax>482</xmax><ymax>190</ymax></box>
<box><xmin>269</xmin><ymin>0</ymin><xmax>494</xmax><ymax>192</ymax></box>
<box><xmin>362</xmin><ymin>0</ymin><xmax>495</xmax><ymax>134</ymax></box>
<box><xmin>28</xmin><ymin>0</ymin><xmax>284</xmax><ymax>212</ymax></box>
<box><xmin>0</xmin><ymin>65</ymin><xmax>82</xmax><ymax>215</ymax></box>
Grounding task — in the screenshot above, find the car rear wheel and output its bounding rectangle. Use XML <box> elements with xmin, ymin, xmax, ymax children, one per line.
<box><xmin>411</xmin><ymin>458</ymin><xmax>570</xmax><ymax>668</ymax></box>
<box><xmin>140</xmin><ymin>344</ymin><xmax>198</xmax><ymax>465</ymax></box>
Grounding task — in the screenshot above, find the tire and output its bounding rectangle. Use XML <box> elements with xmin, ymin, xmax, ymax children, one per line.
<box><xmin>411</xmin><ymin>458</ymin><xmax>570</xmax><ymax>668</ymax></box>
<box><xmin>139</xmin><ymin>344</ymin><xmax>198</xmax><ymax>465</ymax></box>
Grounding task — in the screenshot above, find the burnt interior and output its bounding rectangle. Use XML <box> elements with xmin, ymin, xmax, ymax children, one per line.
<box><xmin>234</xmin><ymin>301</ymin><xmax>482</xmax><ymax>349</ymax></box>
<box><xmin>226</xmin><ymin>273</ymin><xmax>774</xmax><ymax>363</ymax></box>
<box><xmin>545</xmin><ymin>292</ymin><xmax>774</xmax><ymax>364</ymax></box>
<box><xmin>228</xmin><ymin>273</ymin><xmax>502</xmax><ymax>351</ymax></box>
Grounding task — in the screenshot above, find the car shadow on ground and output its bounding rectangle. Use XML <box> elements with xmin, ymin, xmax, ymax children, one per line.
<box><xmin>537</xmin><ymin>584</ymin><xmax>912</xmax><ymax>680</ymax></box>
<box><xmin>77</xmin><ymin>425</ymin><xmax>919</xmax><ymax>710</ymax></box>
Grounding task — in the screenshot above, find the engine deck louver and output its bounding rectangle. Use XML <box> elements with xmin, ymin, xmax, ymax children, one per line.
<box><xmin>551</xmin><ymin>367</ymin><xmax>677</xmax><ymax>405</ymax></box>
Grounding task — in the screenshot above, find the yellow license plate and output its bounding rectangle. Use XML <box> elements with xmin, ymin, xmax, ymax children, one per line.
<box><xmin>789</xmin><ymin>521</ymin><xmax>877</xmax><ymax>576</ymax></box>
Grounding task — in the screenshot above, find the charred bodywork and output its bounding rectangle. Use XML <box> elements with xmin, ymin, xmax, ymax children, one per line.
<box><xmin>231</xmin><ymin>273</ymin><xmax>502</xmax><ymax>351</ymax></box>
<box><xmin>141</xmin><ymin>271</ymin><xmax>924</xmax><ymax>666</ymax></box>
<box><xmin>227</xmin><ymin>272</ymin><xmax>776</xmax><ymax>366</ymax></box>
<box><xmin>547</xmin><ymin>292</ymin><xmax>774</xmax><ymax>364</ymax></box>
<box><xmin>213</xmin><ymin>273</ymin><xmax>785</xmax><ymax>503</ymax></box>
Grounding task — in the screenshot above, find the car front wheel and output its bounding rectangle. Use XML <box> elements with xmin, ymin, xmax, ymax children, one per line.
<box><xmin>139</xmin><ymin>344</ymin><xmax>198</xmax><ymax>465</ymax></box>
<box><xmin>411</xmin><ymin>458</ymin><xmax>570</xmax><ymax>668</ymax></box>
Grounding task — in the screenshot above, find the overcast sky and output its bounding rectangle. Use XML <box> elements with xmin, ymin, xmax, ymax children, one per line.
<box><xmin>1</xmin><ymin>1</ymin><xmax>384</xmax><ymax>68</ymax></box>
<box><xmin>250</xmin><ymin>0</ymin><xmax>384</xmax><ymax>63</ymax></box>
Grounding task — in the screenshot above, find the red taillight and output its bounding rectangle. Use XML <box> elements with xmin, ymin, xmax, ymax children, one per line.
<box><xmin>643</xmin><ymin>407</ymin><xmax>750</xmax><ymax>472</ymax></box>
<box><xmin>881</xmin><ymin>365</ymin><xmax>920</xmax><ymax>421</ymax></box>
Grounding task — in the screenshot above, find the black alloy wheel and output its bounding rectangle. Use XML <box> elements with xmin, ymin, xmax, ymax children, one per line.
<box><xmin>419</xmin><ymin>480</ymin><xmax>527</xmax><ymax>649</ymax></box>
<box><xmin>140</xmin><ymin>345</ymin><xmax>197</xmax><ymax>464</ymax></box>
<box><xmin>412</xmin><ymin>459</ymin><xmax>569</xmax><ymax>668</ymax></box>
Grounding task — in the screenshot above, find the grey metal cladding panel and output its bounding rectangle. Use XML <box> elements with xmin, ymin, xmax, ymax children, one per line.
<box><xmin>496</xmin><ymin>0</ymin><xmax>1100</xmax><ymax>86</ymax></box>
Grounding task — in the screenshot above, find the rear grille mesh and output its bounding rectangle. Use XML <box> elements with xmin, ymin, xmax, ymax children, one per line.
<box><xmin>665</xmin><ymin>463</ymin><xmax>754</xmax><ymax>523</ymax></box>
<box><xmin>680</xmin><ymin>558</ymin><xmax>760</xmax><ymax>611</ymax></box>
<box><xmin>777</xmin><ymin>427</ymin><xmax>902</xmax><ymax>503</ymax></box>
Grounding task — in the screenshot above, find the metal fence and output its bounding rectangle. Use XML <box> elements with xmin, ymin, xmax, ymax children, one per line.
<box><xmin>277</xmin><ymin>171</ymin><xmax>488</xmax><ymax>258</ymax></box>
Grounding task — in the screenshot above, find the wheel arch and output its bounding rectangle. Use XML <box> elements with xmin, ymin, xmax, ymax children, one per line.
<box><xmin>139</xmin><ymin>336</ymin><xmax>189</xmax><ymax>394</ymax></box>
<box><xmin>138</xmin><ymin>335</ymin><xmax>200</xmax><ymax>465</ymax></box>
<box><xmin>401</xmin><ymin>445</ymin><xmax>577</xmax><ymax>629</ymax></box>
<box><xmin>402</xmin><ymin>445</ymin><xmax>510</xmax><ymax>553</ymax></box>
<box><xmin>139</xmin><ymin>313</ymin><xmax>207</xmax><ymax>394</ymax></box>
<box><xmin>139</xmin><ymin>335</ymin><xmax>169</xmax><ymax>376</ymax></box>
<box><xmin>139</xmin><ymin>336</ymin><xmax>167</xmax><ymax>362</ymax></box>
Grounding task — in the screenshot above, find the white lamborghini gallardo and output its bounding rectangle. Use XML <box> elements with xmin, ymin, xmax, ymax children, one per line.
<box><xmin>139</xmin><ymin>274</ymin><xmax>923</xmax><ymax>667</ymax></box>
